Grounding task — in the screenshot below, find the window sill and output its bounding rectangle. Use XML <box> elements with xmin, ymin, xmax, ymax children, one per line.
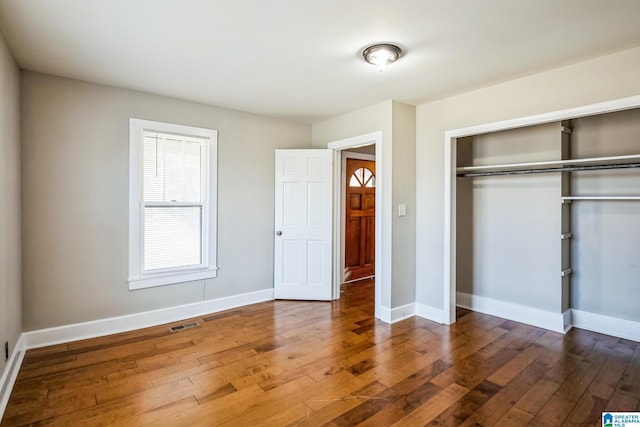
<box><xmin>128</xmin><ymin>267</ymin><xmax>218</xmax><ymax>290</ymax></box>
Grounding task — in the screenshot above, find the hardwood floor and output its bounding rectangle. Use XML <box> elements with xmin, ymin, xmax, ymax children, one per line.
<box><xmin>3</xmin><ymin>279</ymin><xmax>639</xmax><ymax>426</ymax></box>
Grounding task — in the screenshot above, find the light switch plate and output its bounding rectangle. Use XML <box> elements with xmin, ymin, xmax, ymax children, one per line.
<box><xmin>398</xmin><ymin>204</ymin><xmax>407</xmax><ymax>216</ymax></box>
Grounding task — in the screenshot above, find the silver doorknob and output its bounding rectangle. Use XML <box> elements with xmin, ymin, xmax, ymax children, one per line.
<box><xmin>276</xmin><ymin>230</ymin><xmax>282</xmax><ymax>236</ymax></box>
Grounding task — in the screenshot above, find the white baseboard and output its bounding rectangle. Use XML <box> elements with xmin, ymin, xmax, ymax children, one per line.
<box><xmin>415</xmin><ymin>303</ymin><xmax>446</xmax><ymax>324</ymax></box>
<box><xmin>456</xmin><ymin>292</ymin><xmax>566</xmax><ymax>333</ymax></box>
<box><xmin>376</xmin><ymin>306</ymin><xmax>391</xmax><ymax>323</ymax></box>
<box><xmin>563</xmin><ymin>310</ymin><xmax>573</xmax><ymax>333</ymax></box>
<box><xmin>0</xmin><ymin>334</ymin><xmax>25</xmax><ymax>421</ymax></box>
<box><xmin>377</xmin><ymin>303</ymin><xmax>417</xmax><ymax>324</ymax></box>
<box><xmin>390</xmin><ymin>303</ymin><xmax>415</xmax><ymax>323</ymax></box>
<box><xmin>571</xmin><ymin>309</ymin><xmax>640</xmax><ymax>342</ymax></box>
<box><xmin>455</xmin><ymin>292</ymin><xmax>639</xmax><ymax>342</ymax></box>
<box><xmin>23</xmin><ymin>288</ymin><xmax>274</xmax><ymax>350</ymax></box>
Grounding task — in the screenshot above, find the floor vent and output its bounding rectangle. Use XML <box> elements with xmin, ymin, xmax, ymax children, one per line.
<box><xmin>169</xmin><ymin>321</ymin><xmax>199</xmax><ymax>332</ymax></box>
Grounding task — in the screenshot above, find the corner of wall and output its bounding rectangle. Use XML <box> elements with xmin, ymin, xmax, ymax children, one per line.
<box><xmin>0</xmin><ymin>29</ymin><xmax>24</xmax><ymax>422</ymax></box>
<box><xmin>0</xmin><ymin>335</ymin><xmax>25</xmax><ymax>422</ymax></box>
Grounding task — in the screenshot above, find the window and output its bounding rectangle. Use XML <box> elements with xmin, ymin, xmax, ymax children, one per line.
<box><xmin>128</xmin><ymin>118</ymin><xmax>218</xmax><ymax>290</ymax></box>
<box><xmin>349</xmin><ymin>167</ymin><xmax>375</xmax><ymax>188</ymax></box>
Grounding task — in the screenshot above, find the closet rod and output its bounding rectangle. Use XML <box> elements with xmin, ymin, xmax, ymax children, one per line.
<box><xmin>458</xmin><ymin>162</ymin><xmax>640</xmax><ymax>178</ymax></box>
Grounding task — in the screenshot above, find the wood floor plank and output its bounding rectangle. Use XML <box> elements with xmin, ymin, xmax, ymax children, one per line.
<box><xmin>564</xmin><ymin>392</ymin><xmax>608</xmax><ymax>426</ymax></box>
<box><xmin>0</xmin><ymin>390</ymin><xmax>96</xmax><ymax>425</ymax></box>
<box><xmin>515</xmin><ymin>378</ymin><xmax>562</xmax><ymax>415</ymax></box>
<box><xmin>332</xmin><ymin>373</ymin><xmax>444</xmax><ymax>426</ymax></box>
<box><xmin>487</xmin><ymin>339</ymin><xmax>548</xmax><ymax>387</ymax></box>
<box><xmin>617</xmin><ymin>342</ymin><xmax>640</xmax><ymax>400</ymax></box>
<box><xmin>554</xmin><ymin>342</ymin><xmax>609</xmax><ymax>402</ymax></box>
<box><xmin>255</xmin><ymin>339</ymin><xmax>373</xmax><ymax>392</ymax></box>
<box><xmin>129</xmin><ymin>396</ymin><xmax>201</xmax><ymax>426</ymax></box>
<box><xmin>253</xmin><ymin>402</ymin><xmax>311</xmax><ymax>426</ymax></box>
<box><xmin>147</xmin><ymin>383</ymin><xmax>267</xmax><ymax>427</ymax></box>
<box><xmin>302</xmin><ymin>370</ymin><xmax>368</xmax><ymax>411</ymax></box>
<box><xmin>357</xmin><ymin>349</ymin><xmax>428</xmax><ymax>388</ymax></box>
<box><xmin>329</xmin><ymin>392</ymin><xmax>392</xmax><ymax>426</ymax></box>
<box><xmin>588</xmin><ymin>340</ymin><xmax>635</xmax><ymax>400</ymax></box>
<box><xmin>391</xmin><ymin>383</ymin><xmax>469</xmax><ymax>426</ymax></box>
<box><xmin>474</xmin><ymin>325</ymin><xmax>529</xmax><ymax>361</ymax></box>
<box><xmin>605</xmin><ymin>389</ymin><xmax>639</xmax><ymax>413</ymax></box>
<box><xmin>204</xmin><ymin>375</ymin><xmax>321</xmax><ymax>426</ymax></box>
<box><xmin>496</xmin><ymin>407</ymin><xmax>535</xmax><ymax>426</ymax></box>
<box><xmin>296</xmin><ymin>381</ymin><xmax>388</xmax><ymax>427</ymax></box>
<box><xmin>2</xmin><ymin>279</ymin><xmax>637</xmax><ymax>427</ymax></box>
<box><xmin>459</xmin><ymin>355</ymin><xmax>558</xmax><ymax>427</ymax></box>
<box><xmin>530</xmin><ymin>394</ymin><xmax>576</xmax><ymax>426</ymax></box>
<box><xmin>425</xmin><ymin>379</ymin><xmax>502</xmax><ymax>426</ymax></box>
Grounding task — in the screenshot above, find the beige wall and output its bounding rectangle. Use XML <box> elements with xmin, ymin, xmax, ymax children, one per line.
<box><xmin>312</xmin><ymin>100</ymin><xmax>417</xmax><ymax>310</ymax></box>
<box><xmin>312</xmin><ymin>101</ymin><xmax>393</xmax><ymax>309</ymax></box>
<box><xmin>311</xmin><ymin>101</ymin><xmax>391</xmax><ymax>148</ymax></box>
<box><xmin>391</xmin><ymin>101</ymin><xmax>416</xmax><ymax>307</ymax></box>
<box><xmin>0</xmin><ymin>32</ymin><xmax>21</xmax><ymax>371</ymax></box>
<box><xmin>21</xmin><ymin>72</ymin><xmax>311</xmax><ymax>330</ymax></box>
<box><xmin>416</xmin><ymin>46</ymin><xmax>640</xmax><ymax>311</ymax></box>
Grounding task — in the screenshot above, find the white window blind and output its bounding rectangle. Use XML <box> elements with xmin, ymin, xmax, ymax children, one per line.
<box><xmin>129</xmin><ymin>119</ymin><xmax>218</xmax><ymax>290</ymax></box>
<box><xmin>142</xmin><ymin>131</ymin><xmax>208</xmax><ymax>272</ymax></box>
<box><xmin>144</xmin><ymin>206</ymin><xmax>202</xmax><ymax>270</ymax></box>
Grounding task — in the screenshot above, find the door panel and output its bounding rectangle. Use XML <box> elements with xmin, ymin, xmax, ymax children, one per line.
<box><xmin>274</xmin><ymin>149</ymin><xmax>333</xmax><ymax>300</ymax></box>
<box><xmin>344</xmin><ymin>158</ymin><xmax>375</xmax><ymax>281</ymax></box>
<box><xmin>364</xmin><ymin>216</ymin><xmax>375</xmax><ymax>265</ymax></box>
<box><xmin>346</xmin><ymin>218</ymin><xmax>361</xmax><ymax>268</ymax></box>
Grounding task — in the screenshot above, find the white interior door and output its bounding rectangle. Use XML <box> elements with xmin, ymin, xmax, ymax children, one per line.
<box><xmin>274</xmin><ymin>149</ymin><xmax>333</xmax><ymax>300</ymax></box>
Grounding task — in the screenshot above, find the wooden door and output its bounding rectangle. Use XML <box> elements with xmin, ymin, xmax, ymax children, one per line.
<box><xmin>274</xmin><ymin>149</ymin><xmax>333</xmax><ymax>300</ymax></box>
<box><xmin>344</xmin><ymin>158</ymin><xmax>375</xmax><ymax>282</ymax></box>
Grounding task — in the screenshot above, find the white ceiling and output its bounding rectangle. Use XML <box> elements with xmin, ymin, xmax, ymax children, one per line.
<box><xmin>0</xmin><ymin>0</ymin><xmax>639</xmax><ymax>123</ymax></box>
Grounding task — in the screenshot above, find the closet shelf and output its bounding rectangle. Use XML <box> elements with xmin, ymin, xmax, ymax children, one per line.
<box><xmin>457</xmin><ymin>153</ymin><xmax>640</xmax><ymax>177</ymax></box>
<box><xmin>561</xmin><ymin>196</ymin><xmax>640</xmax><ymax>202</ymax></box>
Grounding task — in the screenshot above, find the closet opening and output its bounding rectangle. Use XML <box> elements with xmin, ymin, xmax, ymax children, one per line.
<box><xmin>444</xmin><ymin>97</ymin><xmax>640</xmax><ymax>341</ymax></box>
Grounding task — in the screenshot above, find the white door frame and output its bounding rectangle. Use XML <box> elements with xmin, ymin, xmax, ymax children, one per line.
<box><xmin>328</xmin><ymin>131</ymin><xmax>387</xmax><ymax>321</ymax></box>
<box><xmin>443</xmin><ymin>95</ymin><xmax>640</xmax><ymax>324</ymax></box>
<box><xmin>340</xmin><ymin>151</ymin><xmax>376</xmax><ymax>284</ymax></box>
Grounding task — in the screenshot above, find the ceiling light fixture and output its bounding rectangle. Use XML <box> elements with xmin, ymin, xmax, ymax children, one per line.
<box><xmin>362</xmin><ymin>43</ymin><xmax>402</xmax><ymax>71</ymax></box>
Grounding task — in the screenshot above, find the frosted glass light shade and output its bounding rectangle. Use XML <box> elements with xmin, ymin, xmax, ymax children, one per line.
<box><xmin>363</xmin><ymin>44</ymin><xmax>401</xmax><ymax>70</ymax></box>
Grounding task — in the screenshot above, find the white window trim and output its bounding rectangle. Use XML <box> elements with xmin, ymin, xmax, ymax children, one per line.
<box><xmin>128</xmin><ymin>118</ymin><xmax>218</xmax><ymax>290</ymax></box>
